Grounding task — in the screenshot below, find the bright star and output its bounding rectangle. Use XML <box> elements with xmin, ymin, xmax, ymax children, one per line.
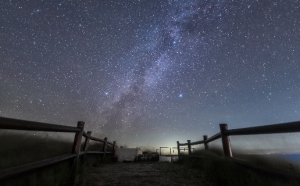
<box><xmin>179</xmin><ymin>93</ymin><xmax>183</xmax><ymax>98</ymax></box>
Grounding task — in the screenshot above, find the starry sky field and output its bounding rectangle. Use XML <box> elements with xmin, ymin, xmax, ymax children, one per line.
<box><xmin>1</xmin><ymin>0</ymin><xmax>300</xmax><ymax>151</ymax></box>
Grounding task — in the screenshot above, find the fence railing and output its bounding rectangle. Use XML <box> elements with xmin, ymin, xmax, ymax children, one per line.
<box><xmin>177</xmin><ymin>121</ymin><xmax>300</xmax><ymax>158</ymax></box>
<box><xmin>0</xmin><ymin>116</ymin><xmax>117</xmax><ymax>183</ymax></box>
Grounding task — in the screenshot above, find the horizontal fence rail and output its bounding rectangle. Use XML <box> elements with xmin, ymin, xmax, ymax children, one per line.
<box><xmin>0</xmin><ymin>117</ymin><xmax>80</xmax><ymax>132</ymax></box>
<box><xmin>190</xmin><ymin>140</ymin><xmax>204</xmax><ymax>145</ymax></box>
<box><xmin>89</xmin><ymin>136</ymin><xmax>115</xmax><ymax>145</ymax></box>
<box><xmin>206</xmin><ymin>132</ymin><xmax>221</xmax><ymax>143</ymax></box>
<box><xmin>177</xmin><ymin>120</ymin><xmax>300</xmax><ymax>174</ymax></box>
<box><xmin>224</xmin><ymin>121</ymin><xmax>300</xmax><ymax>136</ymax></box>
<box><xmin>90</xmin><ymin>136</ymin><xmax>105</xmax><ymax>142</ymax></box>
<box><xmin>83</xmin><ymin>131</ymin><xmax>89</xmax><ymax>138</ymax></box>
<box><xmin>0</xmin><ymin>116</ymin><xmax>117</xmax><ymax>184</ymax></box>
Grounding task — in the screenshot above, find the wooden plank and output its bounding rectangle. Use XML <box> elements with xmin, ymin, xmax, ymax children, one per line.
<box><xmin>224</xmin><ymin>121</ymin><xmax>300</xmax><ymax>136</ymax></box>
<box><xmin>90</xmin><ymin>136</ymin><xmax>105</xmax><ymax>142</ymax></box>
<box><xmin>206</xmin><ymin>132</ymin><xmax>221</xmax><ymax>143</ymax></box>
<box><xmin>0</xmin><ymin>154</ymin><xmax>76</xmax><ymax>181</ymax></box>
<box><xmin>190</xmin><ymin>140</ymin><xmax>204</xmax><ymax>145</ymax></box>
<box><xmin>107</xmin><ymin>141</ymin><xmax>114</xmax><ymax>146</ymax></box>
<box><xmin>177</xmin><ymin>141</ymin><xmax>181</xmax><ymax>159</ymax></box>
<box><xmin>0</xmin><ymin>117</ymin><xmax>80</xmax><ymax>132</ymax></box>
<box><xmin>89</xmin><ymin>136</ymin><xmax>114</xmax><ymax>146</ymax></box>
<box><xmin>112</xmin><ymin>141</ymin><xmax>116</xmax><ymax>156</ymax></box>
<box><xmin>187</xmin><ymin>140</ymin><xmax>191</xmax><ymax>155</ymax></box>
<box><xmin>70</xmin><ymin>121</ymin><xmax>85</xmax><ymax>185</ymax></box>
<box><xmin>220</xmin><ymin>124</ymin><xmax>232</xmax><ymax>157</ymax></box>
<box><xmin>82</xmin><ymin>131</ymin><xmax>92</xmax><ymax>151</ymax></box>
<box><xmin>203</xmin><ymin>135</ymin><xmax>208</xmax><ymax>150</ymax></box>
<box><xmin>83</xmin><ymin>131</ymin><xmax>88</xmax><ymax>138</ymax></box>
<box><xmin>102</xmin><ymin>137</ymin><xmax>108</xmax><ymax>160</ymax></box>
<box><xmin>71</xmin><ymin>122</ymin><xmax>85</xmax><ymax>155</ymax></box>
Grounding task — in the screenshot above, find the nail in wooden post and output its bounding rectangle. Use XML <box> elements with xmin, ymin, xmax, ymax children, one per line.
<box><xmin>187</xmin><ymin>140</ymin><xmax>191</xmax><ymax>156</ymax></box>
<box><xmin>102</xmin><ymin>137</ymin><xmax>108</xmax><ymax>161</ymax></box>
<box><xmin>203</xmin><ymin>135</ymin><xmax>208</xmax><ymax>150</ymax></box>
<box><xmin>220</xmin><ymin>124</ymin><xmax>232</xmax><ymax>157</ymax></box>
<box><xmin>70</xmin><ymin>121</ymin><xmax>85</xmax><ymax>185</ymax></box>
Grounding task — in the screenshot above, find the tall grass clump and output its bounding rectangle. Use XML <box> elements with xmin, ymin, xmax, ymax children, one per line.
<box><xmin>180</xmin><ymin>149</ymin><xmax>300</xmax><ymax>186</ymax></box>
<box><xmin>0</xmin><ymin>131</ymin><xmax>114</xmax><ymax>186</ymax></box>
<box><xmin>0</xmin><ymin>131</ymin><xmax>73</xmax><ymax>170</ymax></box>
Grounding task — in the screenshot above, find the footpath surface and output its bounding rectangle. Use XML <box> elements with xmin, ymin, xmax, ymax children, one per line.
<box><xmin>86</xmin><ymin>162</ymin><xmax>207</xmax><ymax>186</ymax></box>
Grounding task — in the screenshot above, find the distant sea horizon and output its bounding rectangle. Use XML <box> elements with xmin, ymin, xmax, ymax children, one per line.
<box><xmin>270</xmin><ymin>153</ymin><xmax>300</xmax><ymax>164</ymax></box>
<box><xmin>251</xmin><ymin>153</ymin><xmax>300</xmax><ymax>165</ymax></box>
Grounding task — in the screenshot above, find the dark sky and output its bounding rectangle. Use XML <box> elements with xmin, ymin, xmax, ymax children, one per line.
<box><xmin>1</xmin><ymin>0</ymin><xmax>299</xmax><ymax>150</ymax></box>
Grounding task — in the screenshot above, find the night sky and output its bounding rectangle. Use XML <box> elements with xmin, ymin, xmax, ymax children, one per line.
<box><xmin>1</xmin><ymin>0</ymin><xmax>300</xmax><ymax>151</ymax></box>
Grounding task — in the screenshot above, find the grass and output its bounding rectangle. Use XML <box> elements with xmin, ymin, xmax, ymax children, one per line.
<box><xmin>0</xmin><ymin>130</ymin><xmax>114</xmax><ymax>186</ymax></box>
<box><xmin>0</xmin><ymin>131</ymin><xmax>73</xmax><ymax>170</ymax></box>
<box><xmin>4</xmin><ymin>130</ymin><xmax>299</xmax><ymax>186</ymax></box>
<box><xmin>179</xmin><ymin>148</ymin><xmax>300</xmax><ymax>186</ymax></box>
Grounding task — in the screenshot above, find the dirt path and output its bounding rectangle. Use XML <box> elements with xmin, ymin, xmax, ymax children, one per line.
<box><xmin>85</xmin><ymin>162</ymin><xmax>207</xmax><ymax>186</ymax></box>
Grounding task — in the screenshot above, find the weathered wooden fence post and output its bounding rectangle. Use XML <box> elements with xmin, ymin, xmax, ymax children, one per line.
<box><xmin>219</xmin><ymin>124</ymin><xmax>232</xmax><ymax>157</ymax></box>
<box><xmin>70</xmin><ymin>121</ymin><xmax>85</xmax><ymax>185</ymax></box>
<box><xmin>82</xmin><ymin>131</ymin><xmax>91</xmax><ymax>160</ymax></box>
<box><xmin>177</xmin><ymin>141</ymin><xmax>181</xmax><ymax>160</ymax></box>
<box><xmin>112</xmin><ymin>141</ymin><xmax>116</xmax><ymax>154</ymax></box>
<box><xmin>113</xmin><ymin>141</ymin><xmax>116</xmax><ymax>161</ymax></box>
<box><xmin>203</xmin><ymin>135</ymin><xmax>208</xmax><ymax>150</ymax></box>
<box><xmin>102</xmin><ymin>137</ymin><xmax>108</xmax><ymax>161</ymax></box>
<box><xmin>187</xmin><ymin>140</ymin><xmax>191</xmax><ymax>156</ymax></box>
<box><xmin>82</xmin><ymin>131</ymin><xmax>92</xmax><ymax>151</ymax></box>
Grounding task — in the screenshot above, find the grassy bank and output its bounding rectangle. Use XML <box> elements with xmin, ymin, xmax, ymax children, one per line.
<box><xmin>180</xmin><ymin>149</ymin><xmax>300</xmax><ymax>186</ymax></box>
<box><xmin>0</xmin><ymin>131</ymin><xmax>113</xmax><ymax>186</ymax></box>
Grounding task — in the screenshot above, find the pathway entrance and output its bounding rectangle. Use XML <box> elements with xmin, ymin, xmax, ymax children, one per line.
<box><xmin>86</xmin><ymin>162</ymin><xmax>206</xmax><ymax>186</ymax></box>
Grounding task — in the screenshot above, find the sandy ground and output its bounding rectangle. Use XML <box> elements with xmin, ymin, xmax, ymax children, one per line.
<box><xmin>85</xmin><ymin>162</ymin><xmax>207</xmax><ymax>186</ymax></box>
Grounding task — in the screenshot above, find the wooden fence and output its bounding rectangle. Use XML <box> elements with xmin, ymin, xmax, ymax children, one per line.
<box><xmin>177</xmin><ymin>121</ymin><xmax>300</xmax><ymax>159</ymax></box>
<box><xmin>0</xmin><ymin>116</ymin><xmax>117</xmax><ymax>184</ymax></box>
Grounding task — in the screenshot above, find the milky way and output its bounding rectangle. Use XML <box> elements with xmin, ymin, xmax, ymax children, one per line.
<box><xmin>1</xmin><ymin>0</ymin><xmax>300</xmax><ymax>150</ymax></box>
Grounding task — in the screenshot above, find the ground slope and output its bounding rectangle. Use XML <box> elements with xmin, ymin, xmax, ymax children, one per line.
<box><xmin>86</xmin><ymin>162</ymin><xmax>207</xmax><ymax>186</ymax></box>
